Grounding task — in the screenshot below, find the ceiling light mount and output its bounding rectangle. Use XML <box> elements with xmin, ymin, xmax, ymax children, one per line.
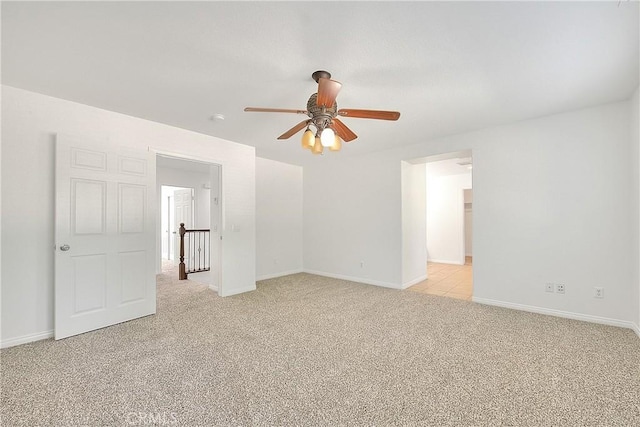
<box><xmin>311</xmin><ymin>70</ymin><xmax>331</xmax><ymax>83</ymax></box>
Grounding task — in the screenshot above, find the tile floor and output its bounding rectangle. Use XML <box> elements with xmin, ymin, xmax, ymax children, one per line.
<box><xmin>408</xmin><ymin>256</ymin><xmax>473</xmax><ymax>301</ymax></box>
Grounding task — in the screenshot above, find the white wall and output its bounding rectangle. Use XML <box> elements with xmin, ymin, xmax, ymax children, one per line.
<box><xmin>255</xmin><ymin>157</ymin><xmax>303</xmax><ymax>280</ymax></box>
<box><xmin>464</xmin><ymin>189</ymin><xmax>473</xmax><ymax>256</ymax></box>
<box><xmin>304</xmin><ymin>100</ymin><xmax>635</xmax><ymax>326</ymax></box>
<box><xmin>304</xmin><ymin>155</ymin><xmax>402</xmax><ymax>288</ymax></box>
<box><xmin>426</xmin><ymin>171</ymin><xmax>472</xmax><ymax>265</ymax></box>
<box><xmin>0</xmin><ymin>83</ymin><xmax>3</xmax><ymax>342</ymax></box>
<box><xmin>631</xmin><ymin>86</ymin><xmax>639</xmax><ymax>332</ymax></box>
<box><xmin>401</xmin><ymin>162</ymin><xmax>426</xmax><ymax>287</ymax></box>
<box><xmin>1</xmin><ymin>86</ymin><xmax>256</xmax><ymax>346</ymax></box>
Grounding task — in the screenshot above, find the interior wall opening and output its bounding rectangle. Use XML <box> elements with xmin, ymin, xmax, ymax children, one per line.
<box><xmin>402</xmin><ymin>150</ymin><xmax>473</xmax><ymax>301</ymax></box>
<box><xmin>156</xmin><ymin>154</ymin><xmax>221</xmax><ymax>292</ymax></box>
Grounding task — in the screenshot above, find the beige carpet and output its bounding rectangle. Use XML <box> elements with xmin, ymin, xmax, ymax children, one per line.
<box><xmin>2</xmin><ymin>272</ymin><xmax>639</xmax><ymax>426</ymax></box>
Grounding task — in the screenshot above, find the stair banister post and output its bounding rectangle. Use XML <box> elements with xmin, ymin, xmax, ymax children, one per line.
<box><xmin>179</xmin><ymin>223</ymin><xmax>187</xmax><ymax>280</ymax></box>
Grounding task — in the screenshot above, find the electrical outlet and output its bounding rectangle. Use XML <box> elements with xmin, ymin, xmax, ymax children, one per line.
<box><xmin>594</xmin><ymin>287</ymin><xmax>604</xmax><ymax>299</ymax></box>
<box><xmin>545</xmin><ymin>283</ymin><xmax>554</xmax><ymax>293</ymax></box>
<box><xmin>555</xmin><ymin>284</ymin><xmax>565</xmax><ymax>294</ymax></box>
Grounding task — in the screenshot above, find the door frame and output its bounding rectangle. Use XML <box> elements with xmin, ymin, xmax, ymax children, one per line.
<box><xmin>152</xmin><ymin>148</ymin><xmax>223</xmax><ymax>295</ymax></box>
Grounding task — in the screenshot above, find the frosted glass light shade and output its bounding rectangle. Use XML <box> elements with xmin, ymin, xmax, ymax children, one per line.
<box><xmin>312</xmin><ymin>138</ymin><xmax>323</xmax><ymax>154</ymax></box>
<box><xmin>320</xmin><ymin>127</ymin><xmax>335</xmax><ymax>147</ymax></box>
<box><xmin>301</xmin><ymin>129</ymin><xmax>315</xmax><ymax>149</ymax></box>
<box><xmin>329</xmin><ymin>135</ymin><xmax>342</xmax><ymax>151</ymax></box>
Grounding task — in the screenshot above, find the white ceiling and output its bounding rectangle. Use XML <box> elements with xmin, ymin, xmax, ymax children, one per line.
<box><xmin>426</xmin><ymin>158</ymin><xmax>473</xmax><ymax>178</ymax></box>
<box><xmin>2</xmin><ymin>1</ymin><xmax>638</xmax><ymax>166</ymax></box>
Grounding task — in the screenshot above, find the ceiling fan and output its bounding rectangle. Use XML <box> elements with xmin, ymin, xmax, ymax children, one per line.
<box><xmin>244</xmin><ymin>70</ymin><xmax>400</xmax><ymax>154</ymax></box>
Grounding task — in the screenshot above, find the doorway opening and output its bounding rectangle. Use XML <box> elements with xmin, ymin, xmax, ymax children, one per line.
<box><xmin>401</xmin><ymin>150</ymin><xmax>473</xmax><ymax>300</ymax></box>
<box><xmin>156</xmin><ymin>154</ymin><xmax>221</xmax><ymax>292</ymax></box>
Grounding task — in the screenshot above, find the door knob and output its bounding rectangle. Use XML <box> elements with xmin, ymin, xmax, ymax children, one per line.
<box><xmin>60</xmin><ymin>244</ymin><xmax>70</xmax><ymax>251</ymax></box>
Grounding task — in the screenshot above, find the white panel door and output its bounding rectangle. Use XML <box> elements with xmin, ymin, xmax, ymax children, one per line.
<box><xmin>173</xmin><ymin>188</ymin><xmax>193</xmax><ymax>264</ymax></box>
<box><xmin>55</xmin><ymin>135</ymin><xmax>156</xmax><ymax>339</ymax></box>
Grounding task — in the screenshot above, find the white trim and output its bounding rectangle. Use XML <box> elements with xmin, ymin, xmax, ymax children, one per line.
<box><xmin>220</xmin><ymin>285</ymin><xmax>256</xmax><ymax>297</ymax></box>
<box><xmin>473</xmin><ymin>297</ymin><xmax>637</xmax><ymax>331</ymax></box>
<box><xmin>256</xmin><ymin>269</ymin><xmax>303</xmax><ymax>281</ymax></box>
<box><xmin>208</xmin><ymin>284</ymin><xmax>218</xmax><ymax>293</ymax></box>
<box><xmin>304</xmin><ymin>269</ymin><xmax>401</xmax><ymax>290</ymax></box>
<box><xmin>150</xmin><ymin>147</ymin><xmax>225</xmax><ymax>168</ymax></box>
<box><xmin>632</xmin><ymin>322</ymin><xmax>640</xmax><ymax>339</ymax></box>
<box><xmin>427</xmin><ymin>258</ymin><xmax>465</xmax><ymax>265</ymax></box>
<box><xmin>1</xmin><ymin>330</ymin><xmax>54</xmax><ymax>349</ymax></box>
<box><xmin>401</xmin><ymin>274</ymin><xmax>428</xmax><ymax>290</ymax></box>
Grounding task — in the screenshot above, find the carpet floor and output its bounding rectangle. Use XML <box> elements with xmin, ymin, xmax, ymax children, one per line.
<box><xmin>2</xmin><ymin>272</ymin><xmax>639</xmax><ymax>426</ymax></box>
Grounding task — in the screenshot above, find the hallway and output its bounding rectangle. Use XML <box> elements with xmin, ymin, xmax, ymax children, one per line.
<box><xmin>408</xmin><ymin>257</ymin><xmax>473</xmax><ymax>300</ymax></box>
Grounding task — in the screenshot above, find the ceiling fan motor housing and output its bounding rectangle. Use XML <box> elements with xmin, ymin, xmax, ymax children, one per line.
<box><xmin>307</xmin><ymin>93</ymin><xmax>337</xmax><ymax>132</ymax></box>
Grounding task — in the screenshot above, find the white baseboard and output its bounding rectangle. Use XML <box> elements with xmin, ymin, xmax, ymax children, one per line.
<box><xmin>208</xmin><ymin>284</ymin><xmax>218</xmax><ymax>292</ymax></box>
<box><xmin>303</xmin><ymin>269</ymin><xmax>400</xmax><ymax>290</ymax></box>
<box><xmin>1</xmin><ymin>330</ymin><xmax>54</xmax><ymax>349</ymax></box>
<box><xmin>256</xmin><ymin>269</ymin><xmax>303</xmax><ymax>282</ymax></box>
<box><xmin>401</xmin><ymin>274</ymin><xmax>428</xmax><ymax>290</ymax></box>
<box><xmin>473</xmin><ymin>297</ymin><xmax>638</xmax><ymax>332</ymax></box>
<box><xmin>220</xmin><ymin>285</ymin><xmax>256</xmax><ymax>297</ymax></box>
<box><xmin>632</xmin><ymin>322</ymin><xmax>640</xmax><ymax>339</ymax></box>
<box><xmin>428</xmin><ymin>258</ymin><xmax>464</xmax><ymax>265</ymax></box>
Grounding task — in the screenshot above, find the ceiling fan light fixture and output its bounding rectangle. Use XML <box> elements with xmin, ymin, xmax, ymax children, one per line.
<box><xmin>301</xmin><ymin>129</ymin><xmax>315</xmax><ymax>149</ymax></box>
<box><xmin>329</xmin><ymin>135</ymin><xmax>342</xmax><ymax>151</ymax></box>
<box><xmin>312</xmin><ymin>137</ymin><xmax>323</xmax><ymax>155</ymax></box>
<box><xmin>320</xmin><ymin>127</ymin><xmax>335</xmax><ymax>147</ymax></box>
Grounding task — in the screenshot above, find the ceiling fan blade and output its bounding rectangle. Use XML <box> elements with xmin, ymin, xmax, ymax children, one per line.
<box><xmin>244</xmin><ymin>107</ymin><xmax>308</xmax><ymax>114</ymax></box>
<box><xmin>277</xmin><ymin>120</ymin><xmax>310</xmax><ymax>140</ymax></box>
<box><xmin>332</xmin><ymin>118</ymin><xmax>358</xmax><ymax>142</ymax></box>
<box><xmin>338</xmin><ymin>109</ymin><xmax>400</xmax><ymax>121</ymax></box>
<box><xmin>316</xmin><ymin>78</ymin><xmax>342</xmax><ymax>107</ymax></box>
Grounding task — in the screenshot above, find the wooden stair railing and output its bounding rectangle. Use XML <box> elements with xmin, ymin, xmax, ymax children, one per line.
<box><xmin>178</xmin><ymin>222</ymin><xmax>211</xmax><ymax>280</ymax></box>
